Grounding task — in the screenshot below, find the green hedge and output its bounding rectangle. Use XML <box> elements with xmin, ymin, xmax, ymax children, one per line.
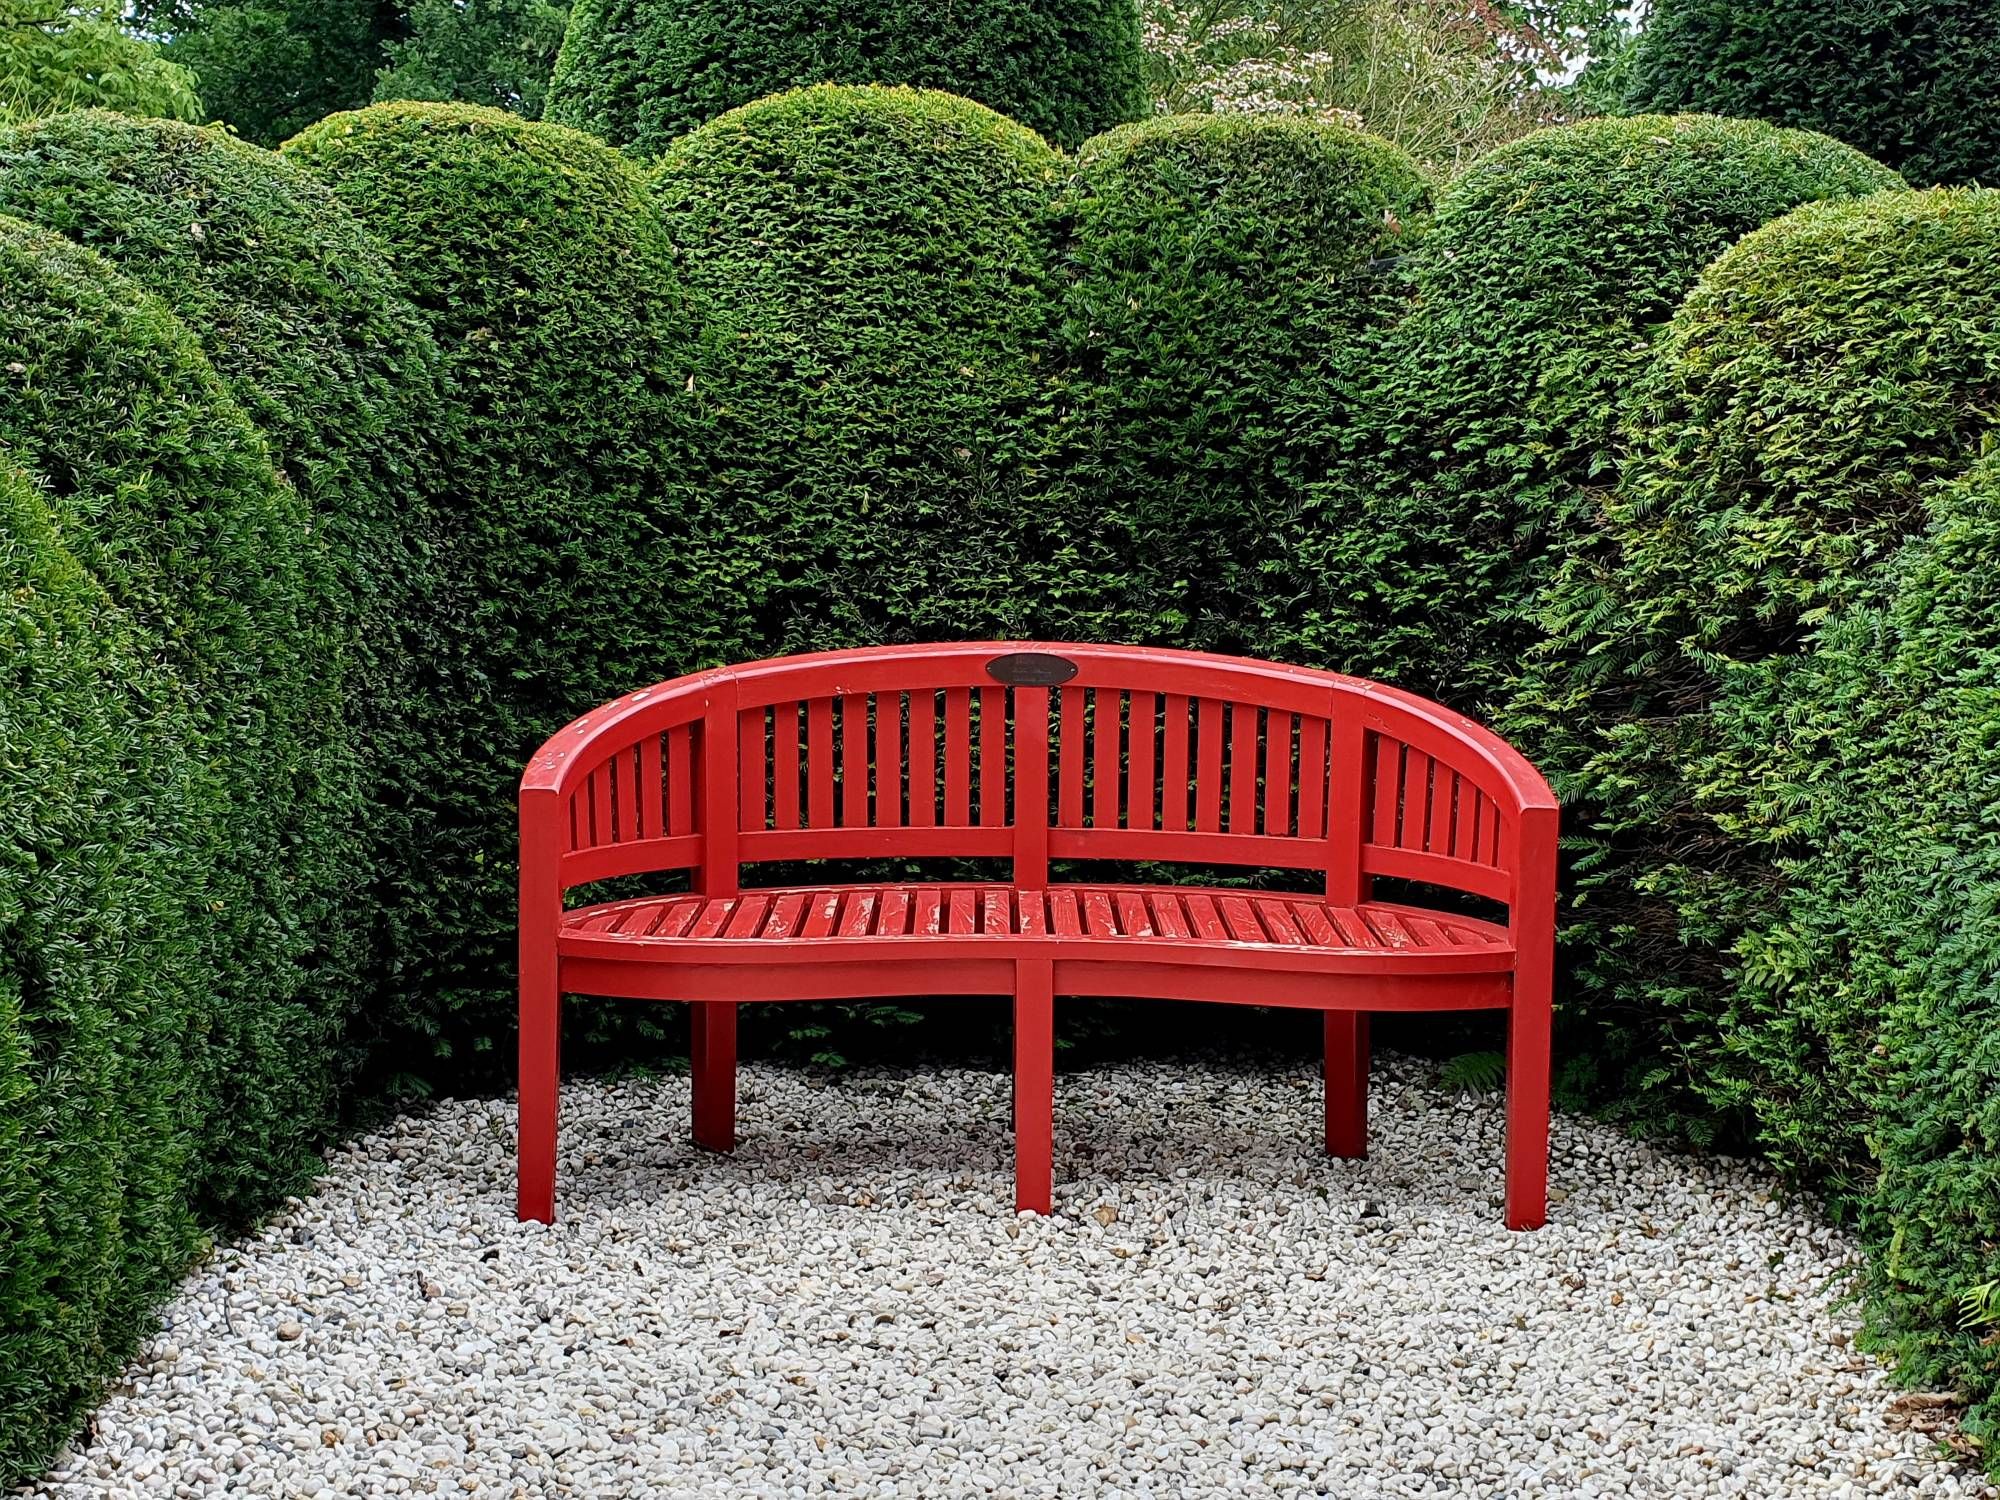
<box><xmin>1716</xmin><ymin>453</ymin><xmax>2000</xmax><ymax>1445</ymax></box>
<box><xmin>282</xmin><ymin>102</ymin><xmax>724</xmax><ymax>1078</ymax></box>
<box><xmin>0</xmin><ymin>110</ymin><xmax>451</xmax><ymax>1118</ymax></box>
<box><xmin>0</xmin><ymin>212</ymin><xmax>356</xmax><ymax>1481</ymax></box>
<box><xmin>0</xmin><ymin>461</ymin><xmax>214</xmax><ymax>1488</ymax></box>
<box><xmin>654</xmin><ymin>85</ymin><xmax>1063</xmax><ymax>653</ymax></box>
<box><xmin>1295</xmin><ymin>114</ymin><xmax>1901</xmax><ymax>710</ymax></box>
<box><xmin>1511</xmin><ymin>187</ymin><xmax>2000</xmax><ymax>1130</ymax></box>
<box><xmin>1031</xmin><ymin>113</ymin><xmax>1429</xmax><ymax>657</ymax></box>
<box><xmin>1621</xmin><ymin>0</ymin><xmax>2000</xmax><ymax>187</ymax></box>
<box><xmin>0</xmin><ymin>215</ymin><xmax>361</xmax><ymax>1207</ymax></box>
<box><xmin>545</xmin><ymin>0</ymin><xmax>1146</xmax><ymax>153</ymax></box>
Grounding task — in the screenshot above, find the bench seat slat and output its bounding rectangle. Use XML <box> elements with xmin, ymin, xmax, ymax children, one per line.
<box><xmin>557</xmin><ymin>885</ymin><xmax>1513</xmax><ymax>966</ymax></box>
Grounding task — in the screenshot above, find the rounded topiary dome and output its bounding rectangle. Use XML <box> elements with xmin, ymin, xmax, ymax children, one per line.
<box><xmin>1302</xmin><ymin>113</ymin><xmax>1903</xmax><ymax>707</ymax></box>
<box><xmin>1621</xmin><ymin>0</ymin><xmax>2000</xmax><ymax>187</ymax></box>
<box><xmin>1510</xmin><ymin>186</ymin><xmax>2000</xmax><ymax>1132</ymax></box>
<box><xmin>0</xmin><ymin>461</ymin><xmax>214</xmax><ymax>1481</ymax></box>
<box><xmin>0</xmin><ymin>215</ymin><xmax>360</xmax><ymax>1217</ymax></box>
<box><xmin>1034</xmin><ymin>112</ymin><xmax>1431</xmax><ymax>657</ymax></box>
<box><xmin>653</xmin><ymin>84</ymin><xmax>1064</xmax><ymax>649</ymax></box>
<box><xmin>545</xmin><ymin>0</ymin><xmax>1145</xmax><ymax>154</ymax></box>
<box><xmin>282</xmin><ymin>102</ymin><xmax>722</xmax><ymax>1070</ymax></box>
<box><xmin>0</xmin><ymin>111</ymin><xmax>450</xmax><ymax>1030</ymax></box>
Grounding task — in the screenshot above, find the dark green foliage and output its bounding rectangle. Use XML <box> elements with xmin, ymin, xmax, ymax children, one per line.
<box><xmin>0</xmin><ymin>462</ymin><xmax>216</xmax><ymax>1488</ymax></box>
<box><xmin>1511</xmin><ymin>187</ymin><xmax>2000</xmax><ymax>1132</ymax></box>
<box><xmin>0</xmin><ymin>215</ymin><xmax>357</xmax><ymax>1481</ymax></box>
<box><xmin>282</xmin><ymin>102</ymin><xmax>725</xmax><ymax>1075</ymax></box>
<box><xmin>1678</xmin><ymin>453</ymin><xmax>2000</xmax><ymax>1451</ymax></box>
<box><xmin>652</xmin><ymin>85</ymin><xmax>1064</xmax><ymax>651</ymax></box>
<box><xmin>376</xmin><ymin>0</ymin><xmax>570</xmax><ymax>117</ymax></box>
<box><xmin>1302</xmin><ymin>114</ymin><xmax>1900</xmax><ymax>708</ymax></box>
<box><xmin>1621</xmin><ymin>0</ymin><xmax>2000</xmax><ymax>187</ymax></box>
<box><xmin>148</xmin><ymin>0</ymin><xmax>400</xmax><ymax>145</ymax></box>
<box><xmin>1032</xmin><ymin>112</ymin><xmax>1429</xmax><ymax>655</ymax></box>
<box><xmin>0</xmin><ymin>109</ymin><xmax>453</xmax><ymax>1142</ymax></box>
<box><xmin>545</xmin><ymin>0</ymin><xmax>1145</xmax><ymax>153</ymax></box>
<box><xmin>0</xmin><ymin>215</ymin><xmax>362</xmax><ymax>1203</ymax></box>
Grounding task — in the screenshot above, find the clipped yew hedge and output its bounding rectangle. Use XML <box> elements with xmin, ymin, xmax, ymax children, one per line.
<box><xmin>1512</xmin><ymin>188</ymin><xmax>2000</xmax><ymax>1127</ymax></box>
<box><xmin>1302</xmin><ymin>115</ymin><xmax>1901</xmax><ymax>708</ymax></box>
<box><xmin>0</xmin><ymin>216</ymin><xmax>362</xmax><ymax>1210</ymax></box>
<box><xmin>546</xmin><ymin>0</ymin><xmax>1146</xmax><ymax>153</ymax></box>
<box><xmin>0</xmin><ymin>210</ymin><xmax>361</xmax><ymax>1482</ymax></box>
<box><xmin>0</xmin><ymin>463</ymin><xmax>219</xmax><ymax>1486</ymax></box>
<box><xmin>1621</xmin><ymin>0</ymin><xmax>2000</xmax><ymax>188</ymax></box>
<box><xmin>282</xmin><ymin>102</ymin><xmax>724</xmax><ymax>1074</ymax></box>
<box><xmin>0</xmin><ymin>111</ymin><xmax>451</xmax><ymax>1096</ymax></box>
<box><xmin>1033</xmin><ymin>112</ymin><xmax>1430</xmax><ymax>657</ymax></box>
<box><xmin>654</xmin><ymin>85</ymin><xmax>1063</xmax><ymax>653</ymax></box>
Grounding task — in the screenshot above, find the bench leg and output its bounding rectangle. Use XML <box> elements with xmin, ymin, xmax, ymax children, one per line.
<box><xmin>1324</xmin><ymin>1011</ymin><xmax>1368</xmax><ymax>1158</ymax></box>
<box><xmin>1014</xmin><ymin>959</ymin><xmax>1053</xmax><ymax>1214</ymax></box>
<box><xmin>517</xmin><ymin>960</ymin><xmax>560</xmax><ymax>1224</ymax></box>
<box><xmin>692</xmin><ymin>1001</ymin><xmax>736</xmax><ymax>1153</ymax></box>
<box><xmin>1505</xmin><ymin>978</ymin><xmax>1553</xmax><ymax>1231</ymax></box>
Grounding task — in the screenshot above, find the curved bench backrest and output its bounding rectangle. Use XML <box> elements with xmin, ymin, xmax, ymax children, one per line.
<box><xmin>522</xmin><ymin>643</ymin><xmax>1557</xmax><ymax>914</ymax></box>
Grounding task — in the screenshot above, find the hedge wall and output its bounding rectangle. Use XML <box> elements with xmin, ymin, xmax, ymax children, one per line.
<box><xmin>546</xmin><ymin>0</ymin><xmax>1146</xmax><ymax>154</ymax></box>
<box><xmin>1293</xmin><ymin>114</ymin><xmax>1902</xmax><ymax>711</ymax></box>
<box><xmin>1032</xmin><ymin>113</ymin><xmax>1430</xmax><ymax>658</ymax></box>
<box><xmin>0</xmin><ymin>110</ymin><xmax>451</xmax><ymax>1115</ymax></box>
<box><xmin>0</xmin><ymin>210</ymin><xmax>359</xmax><ymax>1480</ymax></box>
<box><xmin>0</xmin><ymin>462</ymin><xmax>217</xmax><ymax>1487</ymax></box>
<box><xmin>653</xmin><ymin>85</ymin><xmax>1063</xmax><ymax>654</ymax></box>
<box><xmin>0</xmin><ymin>215</ymin><xmax>361</xmax><ymax>1210</ymax></box>
<box><xmin>1621</xmin><ymin>0</ymin><xmax>2000</xmax><ymax>188</ymax></box>
<box><xmin>1511</xmin><ymin>187</ymin><xmax>2000</xmax><ymax>1130</ymax></box>
<box><xmin>1709</xmin><ymin>452</ymin><xmax>2000</xmax><ymax>1445</ymax></box>
<box><xmin>282</xmin><ymin>102</ymin><xmax>725</xmax><ymax>1076</ymax></box>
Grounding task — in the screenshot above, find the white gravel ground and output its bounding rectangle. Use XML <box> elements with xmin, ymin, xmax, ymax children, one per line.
<box><xmin>24</xmin><ymin>1055</ymin><xmax>1997</xmax><ymax>1499</ymax></box>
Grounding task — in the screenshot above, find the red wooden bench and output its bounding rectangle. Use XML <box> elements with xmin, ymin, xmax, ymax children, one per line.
<box><xmin>518</xmin><ymin>643</ymin><xmax>1558</xmax><ymax>1227</ymax></box>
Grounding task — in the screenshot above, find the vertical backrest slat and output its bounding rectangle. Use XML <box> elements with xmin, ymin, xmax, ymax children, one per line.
<box><xmin>1424</xmin><ymin>759</ymin><xmax>1450</xmax><ymax>854</ymax></box>
<box><xmin>589</xmin><ymin>760</ymin><xmax>614</xmax><ymax>847</ymax></box>
<box><xmin>637</xmin><ymin>733</ymin><xmax>664</xmax><ymax>841</ymax></box>
<box><xmin>1452</xmin><ymin>783</ymin><xmax>1479</xmax><ymax>862</ymax></box>
<box><xmin>979</xmin><ymin>686</ymin><xmax>1006</xmax><ymax>828</ymax></box>
<box><xmin>807</xmin><ymin>698</ymin><xmax>835</xmax><ymax>828</ymax></box>
<box><xmin>1128</xmin><ymin>691</ymin><xmax>1158</xmax><ymax>832</ymax></box>
<box><xmin>909</xmin><ymin>690</ymin><xmax>936</xmax><ymax>827</ymax></box>
<box><xmin>1092</xmin><ymin>688</ymin><xmax>1122</xmax><ymax>829</ymax></box>
<box><xmin>666</xmin><ymin>723</ymin><xmax>694</xmax><ymax>836</ymax></box>
<box><xmin>879</xmin><ymin>692</ymin><xmax>904</xmax><ymax>828</ymax></box>
<box><xmin>1161</xmin><ymin>693</ymin><xmax>1191</xmax><ymax>832</ymax></box>
<box><xmin>1013</xmin><ymin>685</ymin><xmax>1050</xmax><ymax>886</ymax></box>
<box><xmin>1058</xmin><ymin>686</ymin><xmax>1086</xmax><ymax>829</ymax></box>
<box><xmin>739</xmin><ymin>706</ymin><xmax>767</xmax><ymax>832</ymax></box>
<box><xmin>772</xmin><ymin>703</ymin><xmax>801</xmax><ymax>830</ymax></box>
<box><xmin>1370</xmin><ymin>735</ymin><xmax>1400</xmax><ymax>848</ymax></box>
<box><xmin>944</xmin><ymin>686</ymin><xmax>972</xmax><ymax>825</ymax></box>
<box><xmin>1229</xmin><ymin>703</ymin><xmax>1260</xmax><ymax>835</ymax></box>
<box><xmin>1403</xmin><ymin>749</ymin><xmax>1433</xmax><ymax>849</ymax></box>
<box><xmin>1262</xmin><ymin>712</ymin><xmax>1295</xmax><ymax>837</ymax></box>
<box><xmin>841</xmin><ymin>695</ymin><xmax>869</xmax><ymax>829</ymax></box>
<box><xmin>1194</xmin><ymin>698</ymin><xmax>1225</xmax><ymax>834</ymax></box>
<box><xmin>1297</xmin><ymin>716</ymin><xmax>1327</xmax><ymax>842</ymax></box>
